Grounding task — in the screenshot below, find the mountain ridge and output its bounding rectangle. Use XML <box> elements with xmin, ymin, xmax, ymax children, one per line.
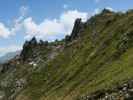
<box><xmin>0</xmin><ymin>51</ymin><xmax>21</xmax><ymax>64</ymax></box>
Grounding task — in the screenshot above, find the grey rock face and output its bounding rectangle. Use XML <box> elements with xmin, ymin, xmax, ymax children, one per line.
<box><xmin>70</xmin><ymin>18</ymin><xmax>82</xmax><ymax>40</ymax></box>
<box><xmin>66</xmin><ymin>18</ymin><xmax>85</xmax><ymax>42</ymax></box>
<box><xmin>79</xmin><ymin>80</ymin><xmax>133</xmax><ymax>100</ymax></box>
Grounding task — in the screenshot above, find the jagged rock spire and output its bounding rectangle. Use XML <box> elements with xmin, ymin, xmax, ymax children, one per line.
<box><xmin>70</xmin><ymin>18</ymin><xmax>82</xmax><ymax>40</ymax></box>
<box><xmin>65</xmin><ymin>18</ymin><xmax>85</xmax><ymax>43</ymax></box>
<box><xmin>29</xmin><ymin>37</ymin><xmax>37</xmax><ymax>45</ymax></box>
<box><xmin>67</xmin><ymin>18</ymin><xmax>84</xmax><ymax>41</ymax></box>
<box><xmin>20</xmin><ymin>37</ymin><xmax>38</xmax><ymax>61</ymax></box>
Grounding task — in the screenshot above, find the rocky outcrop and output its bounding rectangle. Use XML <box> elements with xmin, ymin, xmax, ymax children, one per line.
<box><xmin>65</xmin><ymin>18</ymin><xmax>85</xmax><ymax>42</ymax></box>
<box><xmin>20</xmin><ymin>37</ymin><xmax>49</xmax><ymax>62</ymax></box>
<box><xmin>70</xmin><ymin>18</ymin><xmax>82</xmax><ymax>40</ymax></box>
<box><xmin>79</xmin><ymin>80</ymin><xmax>133</xmax><ymax>100</ymax></box>
<box><xmin>39</xmin><ymin>40</ymin><xmax>48</xmax><ymax>46</ymax></box>
<box><xmin>20</xmin><ymin>37</ymin><xmax>38</xmax><ymax>61</ymax></box>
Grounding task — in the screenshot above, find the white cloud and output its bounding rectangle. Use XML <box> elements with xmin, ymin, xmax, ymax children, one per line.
<box><xmin>0</xmin><ymin>8</ymin><xmax>88</xmax><ymax>41</ymax></box>
<box><xmin>61</xmin><ymin>10</ymin><xmax>88</xmax><ymax>25</ymax></box>
<box><xmin>23</xmin><ymin>17</ymin><xmax>38</xmax><ymax>35</ymax></box>
<box><xmin>12</xmin><ymin>5</ymin><xmax>29</xmax><ymax>34</ymax></box>
<box><xmin>13</xmin><ymin>5</ymin><xmax>28</xmax><ymax>29</ymax></box>
<box><xmin>0</xmin><ymin>6</ymin><xmax>29</xmax><ymax>38</ymax></box>
<box><xmin>23</xmin><ymin>10</ymin><xmax>89</xmax><ymax>40</ymax></box>
<box><xmin>0</xmin><ymin>23</ymin><xmax>11</xmax><ymax>38</ymax></box>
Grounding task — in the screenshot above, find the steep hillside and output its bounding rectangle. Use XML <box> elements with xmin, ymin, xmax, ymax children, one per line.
<box><xmin>1</xmin><ymin>9</ymin><xmax>133</xmax><ymax>100</ymax></box>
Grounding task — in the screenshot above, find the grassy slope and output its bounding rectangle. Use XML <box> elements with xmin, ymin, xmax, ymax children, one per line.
<box><xmin>15</xmin><ymin>11</ymin><xmax>133</xmax><ymax>100</ymax></box>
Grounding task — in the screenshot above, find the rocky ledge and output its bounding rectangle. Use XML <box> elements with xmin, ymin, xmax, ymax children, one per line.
<box><xmin>80</xmin><ymin>80</ymin><xmax>133</xmax><ymax>100</ymax></box>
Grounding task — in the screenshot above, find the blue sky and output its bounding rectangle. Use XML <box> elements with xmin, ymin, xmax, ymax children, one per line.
<box><xmin>0</xmin><ymin>0</ymin><xmax>133</xmax><ymax>56</ymax></box>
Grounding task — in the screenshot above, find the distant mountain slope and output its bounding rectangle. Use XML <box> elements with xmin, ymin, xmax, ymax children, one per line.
<box><xmin>0</xmin><ymin>51</ymin><xmax>21</xmax><ymax>64</ymax></box>
<box><xmin>1</xmin><ymin>9</ymin><xmax>133</xmax><ymax>100</ymax></box>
